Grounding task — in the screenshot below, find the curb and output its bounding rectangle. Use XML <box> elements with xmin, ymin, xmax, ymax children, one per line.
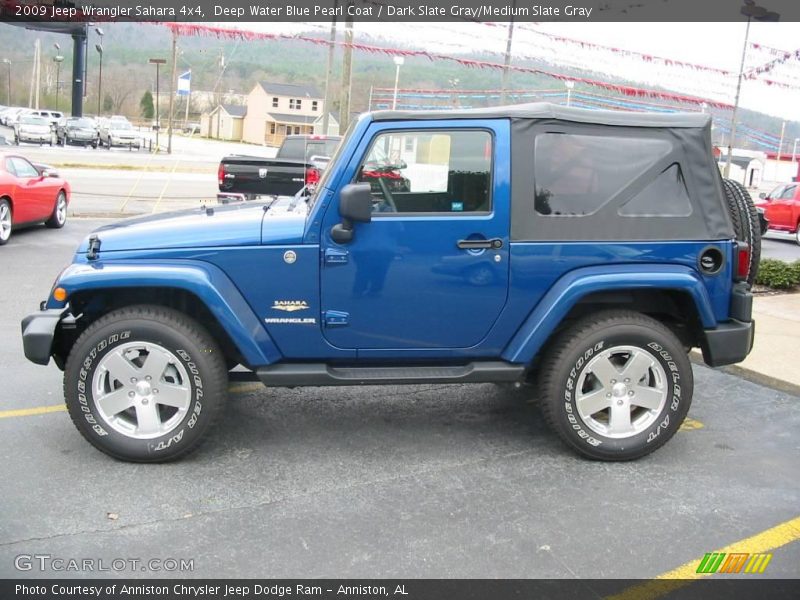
<box><xmin>55</xmin><ymin>162</ymin><xmax>215</xmax><ymax>174</ymax></box>
<box><xmin>690</xmin><ymin>352</ymin><xmax>800</xmax><ymax>397</ymax></box>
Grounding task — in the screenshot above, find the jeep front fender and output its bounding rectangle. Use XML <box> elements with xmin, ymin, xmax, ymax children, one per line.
<box><xmin>501</xmin><ymin>264</ymin><xmax>717</xmax><ymax>364</ymax></box>
<box><xmin>50</xmin><ymin>260</ymin><xmax>282</xmax><ymax>367</ymax></box>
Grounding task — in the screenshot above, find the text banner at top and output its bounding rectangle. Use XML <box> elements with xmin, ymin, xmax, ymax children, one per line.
<box><xmin>1</xmin><ymin>0</ymin><xmax>800</xmax><ymax>24</ymax></box>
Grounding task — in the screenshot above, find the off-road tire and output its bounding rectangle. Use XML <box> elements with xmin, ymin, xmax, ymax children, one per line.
<box><xmin>64</xmin><ymin>305</ymin><xmax>228</xmax><ymax>462</ymax></box>
<box><xmin>539</xmin><ymin>310</ymin><xmax>693</xmax><ymax>461</ymax></box>
<box><xmin>722</xmin><ymin>178</ymin><xmax>761</xmax><ymax>285</ymax></box>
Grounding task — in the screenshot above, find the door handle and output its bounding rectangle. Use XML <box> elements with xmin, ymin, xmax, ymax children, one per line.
<box><xmin>457</xmin><ymin>238</ymin><xmax>503</xmax><ymax>250</ymax></box>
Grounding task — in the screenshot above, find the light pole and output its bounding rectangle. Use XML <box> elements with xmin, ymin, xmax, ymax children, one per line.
<box><xmin>392</xmin><ymin>56</ymin><xmax>404</xmax><ymax>110</ymax></box>
<box><xmin>1</xmin><ymin>59</ymin><xmax>10</xmax><ymax>105</ymax></box>
<box><xmin>95</xmin><ymin>44</ymin><xmax>103</xmax><ymax>115</ymax></box>
<box><xmin>793</xmin><ymin>138</ymin><xmax>799</xmax><ymax>163</ymax></box>
<box><xmin>53</xmin><ymin>55</ymin><xmax>64</xmax><ymax>111</ymax></box>
<box><xmin>53</xmin><ymin>44</ymin><xmax>63</xmax><ymax>112</ymax></box>
<box><xmin>149</xmin><ymin>58</ymin><xmax>166</xmax><ymax>150</ymax></box>
<box><xmin>724</xmin><ymin>1</ymin><xmax>780</xmax><ymax>178</ymax></box>
<box><xmin>565</xmin><ymin>80</ymin><xmax>575</xmax><ymax>107</ymax></box>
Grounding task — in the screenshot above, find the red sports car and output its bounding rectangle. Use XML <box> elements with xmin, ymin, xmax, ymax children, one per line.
<box><xmin>0</xmin><ymin>153</ymin><xmax>70</xmax><ymax>245</ymax></box>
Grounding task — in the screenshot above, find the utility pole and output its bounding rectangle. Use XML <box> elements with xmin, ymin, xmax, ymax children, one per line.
<box><xmin>167</xmin><ymin>30</ymin><xmax>178</xmax><ymax>154</ymax></box>
<box><xmin>777</xmin><ymin>120</ymin><xmax>786</xmax><ymax>161</ymax></box>
<box><xmin>322</xmin><ymin>0</ymin><xmax>337</xmax><ymax>135</ymax></box>
<box><xmin>339</xmin><ymin>2</ymin><xmax>354</xmax><ymax>131</ymax></box>
<box><xmin>500</xmin><ymin>1</ymin><xmax>516</xmax><ymax>105</ymax></box>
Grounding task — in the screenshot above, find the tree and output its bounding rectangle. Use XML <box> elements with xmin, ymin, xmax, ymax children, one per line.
<box><xmin>140</xmin><ymin>90</ymin><xmax>154</xmax><ymax>119</ymax></box>
<box><xmin>103</xmin><ymin>93</ymin><xmax>113</xmax><ymax>113</ymax></box>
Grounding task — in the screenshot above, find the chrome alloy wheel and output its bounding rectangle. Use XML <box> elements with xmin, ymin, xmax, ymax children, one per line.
<box><xmin>92</xmin><ymin>341</ymin><xmax>192</xmax><ymax>439</ymax></box>
<box><xmin>0</xmin><ymin>202</ymin><xmax>10</xmax><ymax>242</ymax></box>
<box><xmin>574</xmin><ymin>345</ymin><xmax>667</xmax><ymax>439</ymax></box>
<box><xmin>55</xmin><ymin>193</ymin><xmax>67</xmax><ymax>226</ymax></box>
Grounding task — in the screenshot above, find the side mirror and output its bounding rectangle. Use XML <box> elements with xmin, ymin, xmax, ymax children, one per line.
<box><xmin>331</xmin><ymin>183</ymin><xmax>373</xmax><ymax>244</ymax></box>
<box><xmin>759</xmin><ymin>192</ymin><xmax>767</xmax><ymax>199</ymax></box>
<box><xmin>42</xmin><ymin>169</ymin><xmax>58</xmax><ymax>178</ymax></box>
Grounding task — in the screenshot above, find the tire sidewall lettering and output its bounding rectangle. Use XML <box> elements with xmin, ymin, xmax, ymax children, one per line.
<box><xmin>72</xmin><ymin>329</ymin><xmax>206</xmax><ymax>454</ymax></box>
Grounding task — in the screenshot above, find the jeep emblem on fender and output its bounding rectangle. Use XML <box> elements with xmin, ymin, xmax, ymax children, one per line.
<box><xmin>272</xmin><ymin>300</ymin><xmax>309</xmax><ymax>312</ymax></box>
<box><xmin>283</xmin><ymin>250</ymin><xmax>297</xmax><ymax>264</ymax></box>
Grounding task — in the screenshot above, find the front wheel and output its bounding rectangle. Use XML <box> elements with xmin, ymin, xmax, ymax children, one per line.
<box><xmin>64</xmin><ymin>305</ymin><xmax>228</xmax><ymax>462</ymax></box>
<box><xmin>539</xmin><ymin>310</ymin><xmax>693</xmax><ymax>461</ymax></box>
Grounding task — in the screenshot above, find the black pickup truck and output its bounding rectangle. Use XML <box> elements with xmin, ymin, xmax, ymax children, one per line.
<box><xmin>218</xmin><ymin>134</ymin><xmax>341</xmax><ymax>201</ymax></box>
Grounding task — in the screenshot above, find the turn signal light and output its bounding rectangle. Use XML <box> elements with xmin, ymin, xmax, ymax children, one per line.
<box><xmin>53</xmin><ymin>287</ymin><xmax>68</xmax><ymax>302</ymax></box>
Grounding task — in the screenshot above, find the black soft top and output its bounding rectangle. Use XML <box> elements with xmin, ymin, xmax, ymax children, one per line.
<box><xmin>370</xmin><ymin>102</ymin><xmax>710</xmax><ymax>129</ymax></box>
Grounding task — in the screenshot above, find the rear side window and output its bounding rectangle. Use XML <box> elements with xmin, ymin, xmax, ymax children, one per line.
<box><xmin>534</xmin><ymin>133</ymin><xmax>672</xmax><ymax>216</ymax></box>
<box><xmin>355</xmin><ymin>129</ymin><xmax>492</xmax><ymax>214</ymax></box>
<box><xmin>619</xmin><ymin>164</ymin><xmax>692</xmax><ymax>217</ymax></box>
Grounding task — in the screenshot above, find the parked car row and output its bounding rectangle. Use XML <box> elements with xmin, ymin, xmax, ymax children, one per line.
<box><xmin>1</xmin><ymin>108</ymin><xmax>146</xmax><ymax>149</ymax></box>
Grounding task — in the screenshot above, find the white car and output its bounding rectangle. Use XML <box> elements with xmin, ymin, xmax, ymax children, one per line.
<box><xmin>14</xmin><ymin>115</ymin><xmax>54</xmax><ymax>145</ymax></box>
<box><xmin>4</xmin><ymin>107</ymin><xmax>31</xmax><ymax>128</ymax></box>
<box><xmin>104</xmin><ymin>121</ymin><xmax>141</xmax><ymax>149</ymax></box>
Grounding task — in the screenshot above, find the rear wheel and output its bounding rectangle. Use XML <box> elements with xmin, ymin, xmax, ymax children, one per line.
<box><xmin>45</xmin><ymin>191</ymin><xmax>67</xmax><ymax>229</ymax></box>
<box><xmin>539</xmin><ymin>310</ymin><xmax>693</xmax><ymax>461</ymax></box>
<box><xmin>0</xmin><ymin>198</ymin><xmax>12</xmax><ymax>245</ymax></box>
<box><xmin>722</xmin><ymin>179</ymin><xmax>761</xmax><ymax>285</ymax></box>
<box><xmin>64</xmin><ymin>305</ymin><xmax>228</xmax><ymax>462</ymax></box>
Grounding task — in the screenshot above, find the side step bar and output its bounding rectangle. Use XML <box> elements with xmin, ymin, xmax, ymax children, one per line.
<box><xmin>255</xmin><ymin>361</ymin><xmax>525</xmax><ymax>387</ymax></box>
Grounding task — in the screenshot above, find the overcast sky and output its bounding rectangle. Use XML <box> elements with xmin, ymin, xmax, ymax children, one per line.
<box><xmin>240</xmin><ymin>21</ymin><xmax>800</xmax><ymax>120</ymax></box>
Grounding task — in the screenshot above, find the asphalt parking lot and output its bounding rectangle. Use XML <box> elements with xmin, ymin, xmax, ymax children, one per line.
<box><xmin>0</xmin><ymin>218</ymin><xmax>798</xmax><ymax>581</ymax></box>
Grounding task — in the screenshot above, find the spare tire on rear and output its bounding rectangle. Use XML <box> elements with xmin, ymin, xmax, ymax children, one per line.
<box><xmin>722</xmin><ymin>178</ymin><xmax>761</xmax><ymax>286</ymax></box>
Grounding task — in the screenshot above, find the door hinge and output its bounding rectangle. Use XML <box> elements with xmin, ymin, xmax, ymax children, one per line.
<box><xmin>323</xmin><ymin>310</ymin><xmax>349</xmax><ymax>327</ymax></box>
<box><xmin>323</xmin><ymin>248</ymin><xmax>349</xmax><ymax>265</ymax></box>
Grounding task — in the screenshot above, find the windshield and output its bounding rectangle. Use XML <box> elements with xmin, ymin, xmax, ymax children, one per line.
<box><xmin>307</xmin><ymin>121</ymin><xmax>359</xmax><ymax>211</ymax></box>
<box><xmin>113</xmin><ymin>122</ymin><xmax>133</xmax><ymax>130</ymax></box>
<box><xmin>21</xmin><ymin>116</ymin><xmax>48</xmax><ymax>126</ymax></box>
<box><xmin>70</xmin><ymin>118</ymin><xmax>94</xmax><ymax>128</ymax></box>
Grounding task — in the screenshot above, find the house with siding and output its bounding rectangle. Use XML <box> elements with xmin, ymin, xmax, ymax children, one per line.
<box><xmin>242</xmin><ymin>82</ymin><xmax>324</xmax><ymax>146</ymax></box>
<box><xmin>200</xmin><ymin>104</ymin><xmax>247</xmax><ymax>140</ymax></box>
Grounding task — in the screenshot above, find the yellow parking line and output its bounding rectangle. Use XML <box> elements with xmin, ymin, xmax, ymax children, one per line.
<box><xmin>118</xmin><ymin>149</ymin><xmax>157</xmax><ymax>213</ymax></box>
<box><xmin>151</xmin><ymin>157</ymin><xmax>182</xmax><ymax>214</ymax></box>
<box><xmin>0</xmin><ymin>404</ymin><xmax>66</xmax><ymax>419</ymax></box>
<box><xmin>607</xmin><ymin>515</ymin><xmax>800</xmax><ymax>600</ymax></box>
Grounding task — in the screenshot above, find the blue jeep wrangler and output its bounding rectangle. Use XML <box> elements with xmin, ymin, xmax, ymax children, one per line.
<box><xmin>21</xmin><ymin>104</ymin><xmax>759</xmax><ymax>463</ymax></box>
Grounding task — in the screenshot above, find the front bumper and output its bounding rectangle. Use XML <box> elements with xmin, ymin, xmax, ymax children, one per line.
<box><xmin>20</xmin><ymin>308</ymin><xmax>67</xmax><ymax>366</ymax></box>
<box><xmin>19</xmin><ymin>133</ymin><xmax>51</xmax><ymax>142</ymax></box>
<box><xmin>701</xmin><ymin>283</ymin><xmax>755</xmax><ymax>367</ymax></box>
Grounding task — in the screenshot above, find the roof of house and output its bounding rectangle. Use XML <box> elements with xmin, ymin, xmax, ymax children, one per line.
<box><xmin>221</xmin><ymin>104</ymin><xmax>247</xmax><ymax>117</ymax></box>
<box><xmin>258</xmin><ymin>82</ymin><xmax>322</xmax><ymax>99</ymax></box>
<box><xmin>265</xmin><ymin>112</ymin><xmax>318</xmax><ymax>125</ymax></box>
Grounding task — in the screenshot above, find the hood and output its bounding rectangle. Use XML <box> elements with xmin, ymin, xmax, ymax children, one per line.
<box><xmin>76</xmin><ymin>197</ymin><xmax>308</xmax><ymax>254</ymax></box>
<box><xmin>21</xmin><ymin>124</ymin><xmax>51</xmax><ymax>133</ymax></box>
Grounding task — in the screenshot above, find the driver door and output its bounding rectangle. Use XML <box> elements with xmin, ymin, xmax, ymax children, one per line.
<box><xmin>320</xmin><ymin>121</ymin><xmax>511</xmax><ymax>352</ymax></box>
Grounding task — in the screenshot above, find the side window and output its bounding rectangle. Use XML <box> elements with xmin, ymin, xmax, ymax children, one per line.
<box><xmin>780</xmin><ymin>184</ymin><xmax>797</xmax><ymax>200</ymax></box>
<box><xmin>5</xmin><ymin>159</ymin><xmax>16</xmax><ymax>177</ymax></box>
<box><xmin>619</xmin><ymin>164</ymin><xmax>692</xmax><ymax>217</ymax></box>
<box><xmin>355</xmin><ymin>130</ymin><xmax>492</xmax><ymax>214</ymax></box>
<box><xmin>10</xmin><ymin>157</ymin><xmax>39</xmax><ymax>178</ymax></box>
<box><xmin>534</xmin><ymin>133</ymin><xmax>673</xmax><ymax>216</ymax></box>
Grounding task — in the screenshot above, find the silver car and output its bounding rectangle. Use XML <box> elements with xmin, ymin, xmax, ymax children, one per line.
<box><xmin>14</xmin><ymin>115</ymin><xmax>54</xmax><ymax>145</ymax></box>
